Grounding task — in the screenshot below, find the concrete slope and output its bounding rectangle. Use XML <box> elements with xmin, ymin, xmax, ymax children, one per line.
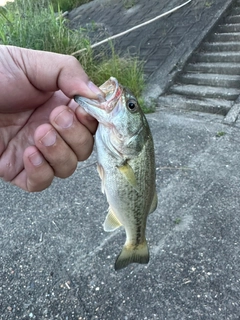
<box><xmin>68</xmin><ymin>0</ymin><xmax>233</xmax><ymax>102</ymax></box>
<box><xmin>159</xmin><ymin>0</ymin><xmax>240</xmax><ymax>118</ymax></box>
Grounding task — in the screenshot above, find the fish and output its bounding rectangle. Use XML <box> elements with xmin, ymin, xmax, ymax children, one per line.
<box><xmin>74</xmin><ymin>77</ymin><xmax>157</xmax><ymax>271</ymax></box>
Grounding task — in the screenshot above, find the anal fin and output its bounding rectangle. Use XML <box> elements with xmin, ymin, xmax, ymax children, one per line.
<box><xmin>103</xmin><ymin>207</ymin><xmax>122</xmax><ymax>232</ymax></box>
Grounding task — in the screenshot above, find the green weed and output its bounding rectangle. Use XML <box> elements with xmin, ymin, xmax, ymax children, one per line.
<box><xmin>216</xmin><ymin>131</ymin><xmax>226</xmax><ymax>138</ymax></box>
<box><xmin>123</xmin><ymin>0</ymin><xmax>136</xmax><ymax>9</ymax></box>
<box><xmin>0</xmin><ymin>0</ymin><xmax>145</xmax><ymax>101</ymax></box>
<box><xmin>139</xmin><ymin>97</ymin><xmax>157</xmax><ymax>113</ymax></box>
<box><xmin>0</xmin><ymin>0</ymin><xmax>86</xmax><ymax>53</ymax></box>
<box><xmin>79</xmin><ymin>44</ymin><xmax>145</xmax><ymax>99</ymax></box>
<box><xmin>51</xmin><ymin>0</ymin><xmax>92</xmax><ymax>12</ymax></box>
<box><xmin>205</xmin><ymin>1</ymin><xmax>212</xmax><ymax>8</ymax></box>
<box><xmin>174</xmin><ymin>218</ymin><xmax>182</xmax><ymax>225</ymax></box>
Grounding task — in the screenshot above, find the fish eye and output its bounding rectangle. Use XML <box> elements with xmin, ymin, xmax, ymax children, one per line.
<box><xmin>127</xmin><ymin>99</ymin><xmax>138</xmax><ymax>112</ymax></box>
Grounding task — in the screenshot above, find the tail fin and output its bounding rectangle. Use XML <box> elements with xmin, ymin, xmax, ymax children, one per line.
<box><xmin>114</xmin><ymin>241</ymin><xmax>149</xmax><ymax>271</ymax></box>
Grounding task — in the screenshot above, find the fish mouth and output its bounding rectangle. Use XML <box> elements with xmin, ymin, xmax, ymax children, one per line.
<box><xmin>74</xmin><ymin>77</ymin><xmax>123</xmax><ymax>114</ymax></box>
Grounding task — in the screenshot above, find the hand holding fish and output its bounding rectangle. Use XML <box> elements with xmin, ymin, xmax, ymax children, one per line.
<box><xmin>0</xmin><ymin>45</ymin><xmax>101</xmax><ymax>191</ymax></box>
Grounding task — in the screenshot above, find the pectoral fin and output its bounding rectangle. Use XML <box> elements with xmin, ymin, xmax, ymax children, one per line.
<box><xmin>149</xmin><ymin>190</ymin><xmax>158</xmax><ymax>214</ymax></box>
<box><xmin>117</xmin><ymin>162</ymin><xmax>138</xmax><ymax>190</ymax></box>
<box><xmin>97</xmin><ymin>163</ymin><xmax>105</xmax><ymax>194</ymax></box>
<box><xmin>103</xmin><ymin>207</ymin><xmax>122</xmax><ymax>232</ymax></box>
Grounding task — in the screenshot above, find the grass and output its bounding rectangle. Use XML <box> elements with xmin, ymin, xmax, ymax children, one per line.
<box><xmin>123</xmin><ymin>0</ymin><xmax>136</xmax><ymax>9</ymax></box>
<box><xmin>80</xmin><ymin>45</ymin><xmax>144</xmax><ymax>98</ymax></box>
<box><xmin>174</xmin><ymin>218</ymin><xmax>182</xmax><ymax>225</ymax></box>
<box><xmin>0</xmin><ymin>0</ymin><xmax>85</xmax><ymax>53</ymax></box>
<box><xmin>139</xmin><ymin>97</ymin><xmax>157</xmax><ymax>113</ymax></box>
<box><xmin>216</xmin><ymin>131</ymin><xmax>226</xmax><ymax>138</ymax></box>
<box><xmin>51</xmin><ymin>0</ymin><xmax>92</xmax><ymax>12</ymax></box>
<box><xmin>205</xmin><ymin>1</ymin><xmax>213</xmax><ymax>8</ymax></box>
<box><xmin>0</xmin><ymin>0</ymin><xmax>145</xmax><ymax>101</ymax></box>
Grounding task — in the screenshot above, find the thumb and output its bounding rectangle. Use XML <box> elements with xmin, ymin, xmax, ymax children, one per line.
<box><xmin>17</xmin><ymin>46</ymin><xmax>102</xmax><ymax>99</ymax></box>
<box><xmin>57</xmin><ymin>55</ymin><xmax>102</xmax><ymax>99</ymax></box>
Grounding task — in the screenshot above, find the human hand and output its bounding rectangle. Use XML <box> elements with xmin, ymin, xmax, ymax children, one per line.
<box><xmin>0</xmin><ymin>45</ymin><xmax>101</xmax><ymax>192</ymax></box>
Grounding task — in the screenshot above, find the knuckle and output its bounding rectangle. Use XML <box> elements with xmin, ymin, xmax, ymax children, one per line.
<box><xmin>53</xmin><ymin>154</ymin><xmax>77</xmax><ymax>179</ymax></box>
<box><xmin>76</xmin><ymin>133</ymin><xmax>94</xmax><ymax>161</ymax></box>
<box><xmin>66</xmin><ymin>55</ymin><xmax>78</xmax><ymax>66</ymax></box>
<box><xmin>27</xmin><ymin>180</ymin><xmax>51</xmax><ymax>192</ymax></box>
<box><xmin>27</xmin><ymin>166</ymin><xmax>54</xmax><ymax>192</ymax></box>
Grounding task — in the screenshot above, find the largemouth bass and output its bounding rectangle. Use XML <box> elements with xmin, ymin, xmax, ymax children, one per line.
<box><xmin>75</xmin><ymin>77</ymin><xmax>157</xmax><ymax>270</ymax></box>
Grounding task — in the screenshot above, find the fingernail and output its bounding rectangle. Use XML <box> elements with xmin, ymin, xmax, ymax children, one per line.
<box><xmin>88</xmin><ymin>81</ymin><xmax>102</xmax><ymax>95</ymax></box>
<box><xmin>55</xmin><ymin>110</ymin><xmax>74</xmax><ymax>128</ymax></box>
<box><xmin>40</xmin><ymin>129</ymin><xmax>57</xmax><ymax>147</ymax></box>
<box><xmin>29</xmin><ymin>152</ymin><xmax>43</xmax><ymax>166</ymax></box>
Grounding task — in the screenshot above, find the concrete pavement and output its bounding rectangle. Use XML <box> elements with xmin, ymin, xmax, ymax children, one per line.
<box><xmin>1</xmin><ymin>108</ymin><xmax>240</xmax><ymax>319</ymax></box>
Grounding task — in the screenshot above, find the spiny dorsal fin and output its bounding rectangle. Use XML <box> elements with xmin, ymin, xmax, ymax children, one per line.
<box><xmin>117</xmin><ymin>162</ymin><xmax>138</xmax><ymax>190</ymax></box>
<box><xmin>103</xmin><ymin>207</ymin><xmax>122</xmax><ymax>232</ymax></box>
<box><xmin>149</xmin><ymin>190</ymin><xmax>158</xmax><ymax>214</ymax></box>
<box><xmin>114</xmin><ymin>240</ymin><xmax>149</xmax><ymax>271</ymax></box>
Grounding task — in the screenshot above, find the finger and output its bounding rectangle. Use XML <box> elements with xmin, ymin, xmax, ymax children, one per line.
<box><xmin>75</xmin><ymin>106</ymin><xmax>98</xmax><ymax>135</ymax></box>
<box><xmin>34</xmin><ymin>123</ymin><xmax>78</xmax><ymax>178</ymax></box>
<box><xmin>68</xmin><ymin>99</ymin><xmax>98</xmax><ymax>134</ymax></box>
<box><xmin>11</xmin><ymin>146</ymin><xmax>54</xmax><ymax>192</ymax></box>
<box><xmin>9</xmin><ymin>46</ymin><xmax>103</xmax><ymax>98</ymax></box>
<box><xmin>49</xmin><ymin>105</ymin><xmax>95</xmax><ymax>160</ymax></box>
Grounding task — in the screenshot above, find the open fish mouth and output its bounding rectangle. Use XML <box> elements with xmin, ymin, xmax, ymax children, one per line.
<box><xmin>74</xmin><ymin>77</ymin><xmax>123</xmax><ymax>113</ymax></box>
